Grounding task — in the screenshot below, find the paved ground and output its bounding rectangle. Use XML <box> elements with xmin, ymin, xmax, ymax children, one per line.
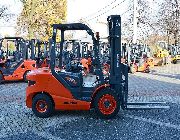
<box><xmin>0</xmin><ymin>63</ymin><xmax>180</xmax><ymax>140</ymax></box>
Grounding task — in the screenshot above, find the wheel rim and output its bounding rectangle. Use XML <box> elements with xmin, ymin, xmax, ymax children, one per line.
<box><xmin>36</xmin><ymin>100</ymin><xmax>48</xmax><ymax>113</ymax></box>
<box><xmin>98</xmin><ymin>94</ymin><xmax>117</xmax><ymax>115</ymax></box>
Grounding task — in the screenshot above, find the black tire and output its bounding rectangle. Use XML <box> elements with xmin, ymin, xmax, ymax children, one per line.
<box><xmin>0</xmin><ymin>73</ymin><xmax>3</xmax><ymax>84</ymax></box>
<box><xmin>32</xmin><ymin>94</ymin><xmax>54</xmax><ymax>118</ymax></box>
<box><xmin>172</xmin><ymin>59</ymin><xmax>177</xmax><ymax>64</ymax></box>
<box><xmin>23</xmin><ymin>71</ymin><xmax>30</xmax><ymax>82</ymax></box>
<box><xmin>93</xmin><ymin>88</ymin><xmax>120</xmax><ymax>119</ymax></box>
<box><xmin>144</xmin><ymin>66</ymin><xmax>150</xmax><ymax>73</ymax></box>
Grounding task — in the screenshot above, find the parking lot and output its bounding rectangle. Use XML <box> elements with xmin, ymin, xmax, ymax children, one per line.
<box><xmin>0</xmin><ymin>63</ymin><xmax>180</xmax><ymax>140</ymax></box>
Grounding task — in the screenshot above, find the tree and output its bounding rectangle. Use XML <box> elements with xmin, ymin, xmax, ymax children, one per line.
<box><xmin>122</xmin><ymin>0</ymin><xmax>153</xmax><ymax>43</ymax></box>
<box><xmin>158</xmin><ymin>0</ymin><xmax>180</xmax><ymax>45</ymax></box>
<box><xmin>0</xmin><ymin>5</ymin><xmax>13</xmax><ymax>21</ymax></box>
<box><xmin>17</xmin><ymin>0</ymin><xmax>67</xmax><ymax>40</ymax></box>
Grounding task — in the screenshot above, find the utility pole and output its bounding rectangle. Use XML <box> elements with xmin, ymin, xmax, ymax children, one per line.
<box><xmin>133</xmin><ymin>0</ymin><xmax>138</xmax><ymax>44</ymax></box>
<box><xmin>174</xmin><ymin>0</ymin><xmax>179</xmax><ymax>46</ymax></box>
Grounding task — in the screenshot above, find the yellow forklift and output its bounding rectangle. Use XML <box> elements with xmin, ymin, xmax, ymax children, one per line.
<box><xmin>153</xmin><ymin>41</ymin><xmax>170</xmax><ymax>66</ymax></box>
<box><xmin>170</xmin><ymin>45</ymin><xmax>180</xmax><ymax>64</ymax></box>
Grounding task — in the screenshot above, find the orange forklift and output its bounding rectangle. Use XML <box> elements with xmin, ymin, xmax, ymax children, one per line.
<box><xmin>126</xmin><ymin>44</ymin><xmax>151</xmax><ymax>73</ymax></box>
<box><xmin>0</xmin><ymin>37</ymin><xmax>37</xmax><ymax>83</ymax></box>
<box><xmin>26</xmin><ymin>15</ymin><xmax>168</xmax><ymax>119</ymax></box>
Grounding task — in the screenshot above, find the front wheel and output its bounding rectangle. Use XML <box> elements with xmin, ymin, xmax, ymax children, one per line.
<box><xmin>32</xmin><ymin>94</ymin><xmax>54</xmax><ymax>118</ymax></box>
<box><xmin>94</xmin><ymin>88</ymin><xmax>120</xmax><ymax>119</ymax></box>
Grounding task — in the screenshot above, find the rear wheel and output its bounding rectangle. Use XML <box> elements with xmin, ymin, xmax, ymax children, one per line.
<box><xmin>94</xmin><ymin>88</ymin><xmax>120</xmax><ymax>119</ymax></box>
<box><xmin>32</xmin><ymin>94</ymin><xmax>54</xmax><ymax>118</ymax></box>
<box><xmin>144</xmin><ymin>66</ymin><xmax>150</xmax><ymax>73</ymax></box>
<box><xmin>172</xmin><ymin>59</ymin><xmax>177</xmax><ymax>64</ymax></box>
<box><xmin>23</xmin><ymin>71</ymin><xmax>30</xmax><ymax>82</ymax></box>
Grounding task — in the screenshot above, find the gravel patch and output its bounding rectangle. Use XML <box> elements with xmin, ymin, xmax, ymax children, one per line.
<box><xmin>0</xmin><ymin>63</ymin><xmax>179</xmax><ymax>139</ymax></box>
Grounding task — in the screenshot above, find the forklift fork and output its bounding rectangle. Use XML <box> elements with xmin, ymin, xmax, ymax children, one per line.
<box><xmin>126</xmin><ymin>102</ymin><xmax>169</xmax><ymax>110</ymax></box>
<box><xmin>121</xmin><ymin>63</ymin><xmax>169</xmax><ymax>110</ymax></box>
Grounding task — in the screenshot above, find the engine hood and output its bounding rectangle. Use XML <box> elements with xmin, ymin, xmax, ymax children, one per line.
<box><xmin>26</xmin><ymin>68</ymin><xmax>51</xmax><ymax>80</ymax></box>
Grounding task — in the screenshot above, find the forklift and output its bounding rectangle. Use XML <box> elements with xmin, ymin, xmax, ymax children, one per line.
<box><xmin>120</xmin><ymin>43</ymin><xmax>150</xmax><ymax>74</ymax></box>
<box><xmin>170</xmin><ymin>45</ymin><xmax>180</xmax><ymax>64</ymax></box>
<box><xmin>26</xmin><ymin>15</ymin><xmax>168</xmax><ymax>119</ymax></box>
<box><xmin>0</xmin><ymin>37</ymin><xmax>37</xmax><ymax>83</ymax></box>
<box><xmin>127</xmin><ymin>44</ymin><xmax>151</xmax><ymax>73</ymax></box>
<box><xmin>153</xmin><ymin>41</ymin><xmax>170</xmax><ymax>66</ymax></box>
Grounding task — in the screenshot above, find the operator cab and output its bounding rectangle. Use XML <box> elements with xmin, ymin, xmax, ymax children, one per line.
<box><xmin>54</xmin><ymin>37</ymin><xmax>97</xmax><ymax>87</ymax></box>
<box><xmin>0</xmin><ymin>37</ymin><xmax>25</xmax><ymax>67</ymax></box>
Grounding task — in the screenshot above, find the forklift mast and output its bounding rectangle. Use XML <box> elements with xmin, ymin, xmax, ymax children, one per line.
<box><xmin>44</xmin><ymin>41</ymin><xmax>49</xmax><ymax>58</ymax></box>
<box><xmin>108</xmin><ymin>15</ymin><xmax>128</xmax><ymax>108</ymax></box>
<box><xmin>0</xmin><ymin>39</ymin><xmax>2</xmax><ymax>50</ymax></box>
<box><xmin>30</xmin><ymin>39</ymin><xmax>36</xmax><ymax>60</ymax></box>
<box><xmin>30</xmin><ymin>39</ymin><xmax>49</xmax><ymax>60</ymax></box>
<box><xmin>81</xmin><ymin>42</ymin><xmax>90</xmax><ymax>57</ymax></box>
<box><xmin>36</xmin><ymin>40</ymin><xmax>41</xmax><ymax>58</ymax></box>
<box><xmin>66</xmin><ymin>40</ymin><xmax>81</xmax><ymax>59</ymax></box>
<box><xmin>108</xmin><ymin>15</ymin><xmax>122</xmax><ymax>90</ymax></box>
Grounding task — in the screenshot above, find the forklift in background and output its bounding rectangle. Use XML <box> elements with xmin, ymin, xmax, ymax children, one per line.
<box><xmin>62</xmin><ymin>40</ymin><xmax>93</xmax><ymax>74</ymax></box>
<box><xmin>121</xmin><ymin>43</ymin><xmax>150</xmax><ymax>73</ymax></box>
<box><xmin>0</xmin><ymin>37</ymin><xmax>37</xmax><ymax>83</ymax></box>
<box><xmin>170</xmin><ymin>45</ymin><xmax>180</xmax><ymax>64</ymax></box>
<box><xmin>99</xmin><ymin>42</ymin><xmax>111</xmax><ymax>75</ymax></box>
<box><xmin>26</xmin><ymin>15</ymin><xmax>168</xmax><ymax>119</ymax></box>
<box><xmin>0</xmin><ymin>38</ymin><xmax>6</xmax><ymax>66</ymax></box>
<box><xmin>29</xmin><ymin>39</ymin><xmax>50</xmax><ymax>68</ymax></box>
<box><xmin>153</xmin><ymin>41</ymin><xmax>170</xmax><ymax>66</ymax></box>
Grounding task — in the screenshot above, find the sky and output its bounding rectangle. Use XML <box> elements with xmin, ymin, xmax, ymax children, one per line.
<box><xmin>0</xmin><ymin>0</ymin><xmax>131</xmax><ymax>37</ymax></box>
<box><xmin>0</xmin><ymin>0</ymin><xmax>155</xmax><ymax>38</ymax></box>
<box><xmin>0</xmin><ymin>0</ymin><xmax>22</xmax><ymax>37</ymax></box>
<box><xmin>67</xmin><ymin>0</ymin><xmax>130</xmax><ymax>22</ymax></box>
<box><xmin>67</xmin><ymin>0</ymin><xmax>131</xmax><ymax>38</ymax></box>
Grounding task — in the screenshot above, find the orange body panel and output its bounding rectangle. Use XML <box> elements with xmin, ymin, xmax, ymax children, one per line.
<box><xmin>147</xmin><ymin>58</ymin><xmax>154</xmax><ymax>68</ymax></box>
<box><xmin>26</xmin><ymin>68</ymin><xmax>90</xmax><ymax>111</ymax></box>
<box><xmin>92</xmin><ymin>84</ymin><xmax>110</xmax><ymax>99</ymax></box>
<box><xmin>81</xmin><ymin>58</ymin><xmax>88</xmax><ymax>70</ymax></box>
<box><xmin>3</xmin><ymin>59</ymin><xmax>37</xmax><ymax>81</ymax></box>
<box><xmin>153</xmin><ymin>57</ymin><xmax>164</xmax><ymax>66</ymax></box>
<box><xmin>137</xmin><ymin>63</ymin><xmax>148</xmax><ymax>72</ymax></box>
<box><xmin>133</xmin><ymin>59</ymin><xmax>149</xmax><ymax>72</ymax></box>
<box><xmin>87</xmin><ymin>57</ymin><xmax>92</xmax><ymax>65</ymax></box>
